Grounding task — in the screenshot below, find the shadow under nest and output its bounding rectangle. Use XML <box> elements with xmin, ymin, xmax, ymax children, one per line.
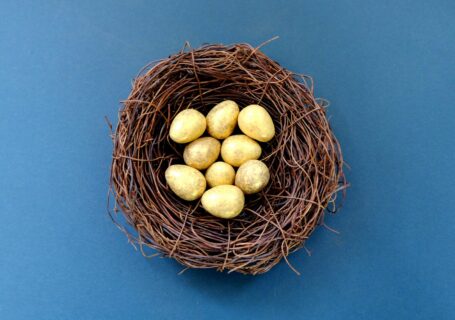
<box><xmin>109</xmin><ymin>42</ymin><xmax>346</xmax><ymax>275</ymax></box>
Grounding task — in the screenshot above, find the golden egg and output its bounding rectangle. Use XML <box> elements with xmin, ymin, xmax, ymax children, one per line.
<box><xmin>169</xmin><ymin>109</ymin><xmax>206</xmax><ymax>143</ymax></box>
<box><xmin>221</xmin><ymin>134</ymin><xmax>262</xmax><ymax>167</ymax></box>
<box><xmin>205</xmin><ymin>161</ymin><xmax>236</xmax><ymax>187</ymax></box>
<box><xmin>235</xmin><ymin>160</ymin><xmax>270</xmax><ymax>194</ymax></box>
<box><xmin>201</xmin><ymin>185</ymin><xmax>244</xmax><ymax>219</ymax></box>
<box><xmin>206</xmin><ymin>100</ymin><xmax>239</xmax><ymax>139</ymax></box>
<box><xmin>183</xmin><ymin>137</ymin><xmax>221</xmax><ymax>170</ymax></box>
<box><xmin>238</xmin><ymin>104</ymin><xmax>275</xmax><ymax>142</ymax></box>
<box><xmin>165</xmin><ymin>165</ymin><xmax>206</xmax><ymax>201</ymax></box>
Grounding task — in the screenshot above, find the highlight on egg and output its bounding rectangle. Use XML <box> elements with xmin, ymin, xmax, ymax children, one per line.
<box><xmin>165</xmin><ymin>164</ymin><xmax>206</xmax><ymax>201</ymax></box>
<box><xmin>235</xmin><ymin>160</ymin><xmax>270</xmax><ymax>194</ymax></box>
<box><xmin>169</xmin><ymin>109</ymin><xmax>206</xmax><ymax>144</ymax></box>
<box><xmin>206</xmin><ymin>100</ymin><xmax>239</xmax><ymax>139</ymax></box>
<box><xmin>183</xmin><ymin>137</ymin><xmax>221</xmax><ymax>170</ymax></box>
<box><xmin>205</xmin><ymin>161</ymin><xmax>236</xmax><ymax>187</ymax></box>
<box><xmin>238</xmin><ymin>104</ymin><xmax>275</xmax><ymax>142</ymax></box>
<box><xmin>201</xmin><ymin>185</ymin><xmax>245</xmax><ymax>219</ymax></box>
<box><xmin>221</xmin><ymin>134</ymin><xmax>262</xmax><ymax>167</ymax></box>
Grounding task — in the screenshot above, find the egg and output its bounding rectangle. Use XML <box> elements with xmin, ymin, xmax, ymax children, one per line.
<box><xmin>206</xmin><ymin>100</ymin><xmax>239</xmax><ymax>139</ymax></box>
<box><xmin>238</xmin><ymin>104</ymin><xmax>275</xmax><ymax>142</ymax></box>
<box><xmin>205</xmin><ymin>161</ymin><xmax>236</xmax><ymax>187</ymax></box>
<box><xmin>169</xmin><ymin>109</ymin><xmax>206</xmax><ymax>143</ymax></box>
<box><xmin>235</xmin><ymin>160</ymin><xmax>270</xmax><ymax>194</ymax></box>
<box><xmin>221</xmin><ymin>134</ymin><xmax>262</xmax><ymax>167</ymax></box>
<box><xmin>165</xmin><ymin>165</ymin><xmax>206</xmax><ymax>201</ymax></box>
<box><xmin>183</xmin><ymin>137</ymin><xmax>221</xmax><ymax>170</ymax></box>
<box><xmin>201</xmin><ymin>185</ymin><xmax>245</xmax><ymax>219</ymax></box>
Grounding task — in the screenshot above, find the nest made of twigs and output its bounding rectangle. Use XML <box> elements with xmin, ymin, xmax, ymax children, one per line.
<box><xmin>109</xmin><ymin>41</ymin><xmax>346</xmax><ymax>275</ymax></box>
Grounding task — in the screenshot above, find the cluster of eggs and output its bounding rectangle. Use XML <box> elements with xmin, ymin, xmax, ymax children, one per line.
<box><xmin>165</xmin><ymin>100</ymin><xmax>275</xmax><ymax>219</ymax></box>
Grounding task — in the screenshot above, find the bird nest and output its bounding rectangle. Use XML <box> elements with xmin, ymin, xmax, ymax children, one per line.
<box><xmin>109</xmin><ymin>41</ymin><xmax>346</xmax><ymax>275</ymax></box>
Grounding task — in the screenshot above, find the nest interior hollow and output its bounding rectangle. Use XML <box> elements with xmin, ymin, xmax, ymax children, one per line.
<box><xmin>109</xmin><ymin>42</ymin><xmax>346</xmax><ymax>275</ymax></box>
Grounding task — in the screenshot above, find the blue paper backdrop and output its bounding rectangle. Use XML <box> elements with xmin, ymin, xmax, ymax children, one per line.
<box><xmin>1</xmin><ymin>1</ymin><xmax>454</xmax><ymax>319</ymax></box>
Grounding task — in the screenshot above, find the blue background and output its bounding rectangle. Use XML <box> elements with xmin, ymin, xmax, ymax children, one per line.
<box><xmin>1</xmin><ymin>1</ymin><xmax>454</xmax><ymax>319</ymax></box>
